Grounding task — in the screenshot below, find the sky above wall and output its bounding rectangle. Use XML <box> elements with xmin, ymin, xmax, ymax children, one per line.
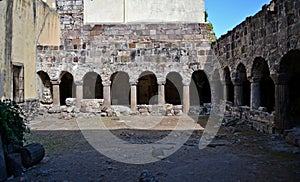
<box><xmin>205</xmin><ymin>0</ymin><xmax>272</xmax><ymax>38</ymax></box>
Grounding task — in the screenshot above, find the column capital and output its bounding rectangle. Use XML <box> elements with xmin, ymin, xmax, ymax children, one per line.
<box><xmin>102</xmin><ymin>81</ymin><xmax>111</xmax><ymax>87</ymax></box>
<box><xmin>74</xmin><ymin>80</ymin><xmax>83</xmax><ymax>86</ymax></box>
<box><xmin>231</xmin><ymin>77</ymin><xmax>242</xmax><ymax>86</ymax></box>
<box><xmin>182</xmin><ymin>79</ymin><xmax>191</xmax><ymax>86</ymax></box>
<box><xmin>50</xmin><ymin>80</ymin><xmax>60</xmax><ymax>85</ymax></box>
<box><xmin>157</xmin><ymin>80</ymin><xmax>166</xmax><ymax>85</ymax></box>
<box><xmin>129</xmin><ymin>79</ymin><xmax>138</xmax><ymax>86</ymax></box>
<box><xmin>248</xmin><ymin>76</ymin><xmax>261</xmax><ymax>83</ymax></box>
<box><xmin>270</xmin><ymin>73</ymin><xmax>290</xmax><ymax>85</ymax></box>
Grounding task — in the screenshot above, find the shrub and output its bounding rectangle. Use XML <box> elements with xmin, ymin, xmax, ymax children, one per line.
<box><xmin>0</xmin><ymin>100</ymin><xmax>28</xmax><ymax>147</ymax></box>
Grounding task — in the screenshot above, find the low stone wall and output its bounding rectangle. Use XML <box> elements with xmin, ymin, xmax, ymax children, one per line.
<box><xmin>225</xmin><ymin>102</ymin><xmax>275</xmax><ymax>134</ymax></box>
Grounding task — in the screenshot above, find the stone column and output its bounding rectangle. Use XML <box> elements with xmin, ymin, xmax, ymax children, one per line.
<box><xmin>103</xmin><ymin>81</ymin><xmax>111</xmax><ymax>107</ymax></box>
<box><xmin>231</xmin><ymin>78</ymin><xmax>243</xmax><ymax>106</ymax></box>
<box><xmin>51</xmin><ymin>80</ymin><xmax>60</xmax><ymax>106</ymax></box>
<box><xmin>223</xmin><ymin>79</ymin><xmax>231</xmax><ymax>101</ymax></box>
<box><xmin>271</xmin><ymin>73</ymin><xmax>291</xmax><ymax>132</ymax></box>
<box><xmin>158</xmin><ymin>81</ymin><xmax>165</xmax><ymax>105</ymax></box>
<box><xmin>130</xmin><ymin>82</ymin><xmax>137</xmax><ymax>112</ymax></box>
<box><xmin>183</xmin><ymin>84</ymin><xmax>190</xmax><ymax>114</ymax></box>
<box><xmin>249</xmin><ymin>77</ymin><xmax>261</xmax><ymax>110</ymax></box>
<box><xmin>75</xmin><ymin>81</ymin><xmax>83</xmax><ymax>109</ymax></box>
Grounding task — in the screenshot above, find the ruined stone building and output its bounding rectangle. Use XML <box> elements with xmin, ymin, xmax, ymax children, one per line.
<box><xmin>0</xmin><ymin>0</ymin><xmax>299</xmax><ymax>134</ymax></box>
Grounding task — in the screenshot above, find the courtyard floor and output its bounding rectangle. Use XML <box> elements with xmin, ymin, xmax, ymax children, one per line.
<box><xmin>21</xmin><ymin>115</ymin><xmax>300</xmax><ymax>182</ymax></box>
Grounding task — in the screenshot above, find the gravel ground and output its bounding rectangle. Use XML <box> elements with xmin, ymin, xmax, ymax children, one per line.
<box><xmin>18</xmin><ymin>115</ymin><xmax>300</xmax><ymax>182</ymax></box>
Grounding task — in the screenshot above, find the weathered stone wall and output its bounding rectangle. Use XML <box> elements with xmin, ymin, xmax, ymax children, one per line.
<box><xmin>37</xmin><ymin>23</ymin><xmax>215</xmax><ymax>84</ymax></box>
<box><xmin>212</xmin><ymin>0</ymin><xmax>300</xmax><ymax>77</ymax></box>
<box><xmin>212</xmin><ymin>0</ymin><xmax>300</xmax><ymax>132</ymax></box>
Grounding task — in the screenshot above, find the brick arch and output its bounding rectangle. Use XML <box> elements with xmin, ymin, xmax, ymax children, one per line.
<box><xmin>165</xmin><ymin>72</ymin><xmax>183</xmax><ymax>105</ymax></box>
<box><xmin>190</xmin><ymin>70</ymin><xmax>211</xmax><ymax>106</ymax></box>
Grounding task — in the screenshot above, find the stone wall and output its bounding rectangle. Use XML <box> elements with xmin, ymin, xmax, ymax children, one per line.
<box><xmin>212</xmin><ymin>0</ymin><xmax>300</xmax><ymax>77</ymax></box>
<box><xmin>212</xmin><ymin>0</ymin><xmax>300</xmax><ymax>132</ymax></box>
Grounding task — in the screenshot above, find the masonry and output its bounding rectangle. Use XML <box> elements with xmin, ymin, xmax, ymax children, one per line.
<box><xmin>212</xmin><ymin>0</ymin><xmax>300</xmax><ymax>133</ymax></box>
<box><xmin>37</xmin><ymin>0</ymin><xmax>215</xmax><ymax>117</ymax></box>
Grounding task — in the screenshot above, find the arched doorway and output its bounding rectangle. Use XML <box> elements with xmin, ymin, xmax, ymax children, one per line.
<box><xmin>110</xmin><ymin>71</ymin><xmax>130</xmax><ymax>105</ymax></box>
<box><xmin>252</xmin><ymin>58</ymin><xmax>275</xmax><ymax>112</ymax></box>
<box><xmin>37</xmin><ymin>71</ymin><xmax>52</xmax><ymax>104</ymax></box>
<box><xmin>224</xmin><ymin>67</ymin><xmax>234</xmax><ymax>103</ymax></box>
<box><xmin>83</xmin><ymin>72</ymin><xmax>103</xmax><ymax>99</ymax></box>
<box><xmin>137</xmin><ymin>71</ymin><xmax>158</xmax><ymax>105</ymax></box>
<box><xmin>190</xmin><ymin>70</ymin><xmax>211</xmax><ymax>105</ymax></box>
<box><xmin>237</xmin><ymin>63</ymin><xmax>250</xmax><ymax>106</ymax></box>
<box><xmin>165</xmin><ymin>72</ymin><xmax>183</xmax><ymax>105</ymax></box>
<box><xmin>60</xmin><ymin>72</ymin><xmax>75</xmax><ymax>105</ymax></box>
<box><xmin>280</xmin><ymin>50</ymin><xmax>300</xmax><ymax>126</ymax></box>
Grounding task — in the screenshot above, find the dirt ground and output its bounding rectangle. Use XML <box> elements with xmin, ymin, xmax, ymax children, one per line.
<box><xmin>20</xmin><ymin>115</ymin><xmax>300</xmax><ymax>182</ymax></box>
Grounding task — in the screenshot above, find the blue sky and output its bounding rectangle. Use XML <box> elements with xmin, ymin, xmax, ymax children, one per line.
<box><xmin>205</xmin><ymin>0</ymin><xmax>272</xmax><ymax>38</ymax></box>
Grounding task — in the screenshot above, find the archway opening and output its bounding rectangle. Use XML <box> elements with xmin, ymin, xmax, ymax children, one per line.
<box><xmin>224</xmin><ymin>67</ymin><xmax>234</xmax><ymax>103</ymax></box>
<box><xmin>280</xmin><ymin>50</ymin><xmax>300</xmax><ymax>126</ymax></box>
<box><xmin>83</xmin><ymin>72</ymin><xmax>103</xmax><ymax>99</ymax></box>
<box><xmin>137</xmin><ymin>71</ymin><xmax>158</xmax><ymax>105</ymax></box>
<box><xmin>37</xmin><ymin>71</ymin><xmax>52</xmax><ymax>104</ymax></box>
<box><xmin>237</xmin><ymin>64</ymin><xmax>250</xmax><ymax>106</ymax></box>
<box><xmin>165</xmin><ymin>72</ymin><xmax>183</xmax><ymax>105</ymax></box>
<box><xmin>252</xmin><ymin>58</ymin><xmax>275</xmax><ymax>112</ymax></box>
<box><xmin>190</xmin><ymin>70</ymin><xmax>211</xmax><ymax>105</ymax></box>
<box><xmin>110</xmin><ymin>72</ymin><xmax>130</xmax><ymax>105</ymax></box>
<box><xmin>60</xmin><ymin>72</ymin><xmax>75</xmax><ymax>105</ymax></box>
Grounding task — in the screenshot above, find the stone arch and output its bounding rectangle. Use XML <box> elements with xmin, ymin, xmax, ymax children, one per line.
<box><xmin>110</xmin><ymin>71</ymin><xmax>130</xmax><ymax>105</ymax></box>
<box><xmin>137</xmin><ymin>71</ymin><xmax>158</xmax><ymax>105</ymax></box>
<box><xmin>83</xmin><ymin>72</ymin><xmax>103</xmax><ymax>99</ymax></box>
<box><xmin>190</xmin><ymin>70</ymin><xmax>211</xmax><ymax>106</ymax></box>
<box><xmin>279</xmin><ymin>49</ymin><xmax>300</xmax><ymax>125</ymax></box>
<box><xmin>37</xmin><ymin>71</ymin><xmax>53</xmax><ymax>104</ymax></box>
<box><xmin>165</xmin><ymin>72</ymin><xmax>183</xmax><ymax>105</ymax></box>
<box><xmin>223</xmin><ymin>67</ymin><xmax>234</xmax><ymax>103</ymax></box>
<box><xmin>60</xmin><ymin>71</ymin><xmax>76</xmax><ymax>105</ymax></box>
<box><xmin>236</xmin><ymin>63</ymin><xmax>250</xmax><ymax>106</ymax></box>
<box><xmin>251</xmin><ymin>57</ymin><xmax>275</xmax><ymax>112</ymax></box>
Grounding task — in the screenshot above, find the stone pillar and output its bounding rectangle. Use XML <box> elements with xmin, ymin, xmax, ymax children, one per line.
<box><xmin>75</xmin><ymin>81</ymin><xmax>83</xmax><ymax>109</ymax></box>
<box><xmin>271</xmin><ymin>74</ymin><xmax>291</xmax><ymax>132</ymax></box>
<box><xmin>223</xmin><ymin>79</ymin><xmax>231</xmax><ymax>101</ymax></box>
<box><xmin>158</xmin><ymin>81</ymin><xmax>165</xmax><ymax>105</ymax></box>
<box><xmin>250</xmin><ymin>77</ymin><xmax>261</xmax><ymax>110</ymax></box>
<box><xmin>183</xmin><ymin>84</ymin><xmax>190</xmax><ymax>114</ymax></box>
<box><xmin>231</xmin><ymin>78</ymin><xmax>243</xmax><ymax>106</ymax></box>
<box><xmin>51</xmin><ymin>80</ymin><xmax>60</xmax><ymax>106</ymax></box>
<box><xmin>130</xmin><ymin>83</ymin><xmax>137</xmax><ymax>112</ymax></box>
<box><xmin>103</xmin><ymin>81</ymin><xmax>111</xmax><ymax>107</ymax></box>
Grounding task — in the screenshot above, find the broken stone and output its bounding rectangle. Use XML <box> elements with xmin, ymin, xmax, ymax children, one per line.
<box><xmin>65</xmin><ymin>98</ymin><xmax>76</xmax><ymax>106</ymax></box>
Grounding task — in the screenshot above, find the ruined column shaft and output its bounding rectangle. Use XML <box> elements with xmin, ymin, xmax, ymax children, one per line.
<box><xmin>234</xmin><ymin>85</ymin><xmax>243</xmax><ymax>106</ymax></box>
<box><xmin>52</xmin><ymin>83</ymin><xmax>60</xmax><ymax>106</ymax></box>
<box><xmin>250</xmin><ymin>82</ymin><xmax>261</xmax><ymax>110</ymax></box>
<box><xmin>158</xmin><ymin>84</ymin><xmax>165</xmax><ymax>105</ymax></box>
<box><xmin>274</xmin><ymin>84</ymin><xmax>291</xmax><ymax>130</ymax></box>
<box><xmin>76</xmin><ymin>84</ymin><xmax>83</xmax><ymax>109</ymax></box>
<box><xmin>130</xmin><ymin>84</ymin><xmax>137</xmax><ymax>112</ymax></box>
<box><xmin>103</xmin><ymin>85</ymin><xmax>111</xmax><ymax>107</ymax></box>
<box><xmin>183</xmin><ymin>85</ymin><xmax>190</xmax><ymax>114</ymax></box>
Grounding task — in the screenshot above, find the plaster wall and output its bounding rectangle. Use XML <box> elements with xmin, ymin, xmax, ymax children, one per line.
<box><xmin>84</xmin><ymin>0</ymin><xmax>205</xmax><ymax>24</ymax></box>
<box><xmin>11</xmin><ymin>0</ymin><xmax>60</xmax><ymax>100</ymax></box>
